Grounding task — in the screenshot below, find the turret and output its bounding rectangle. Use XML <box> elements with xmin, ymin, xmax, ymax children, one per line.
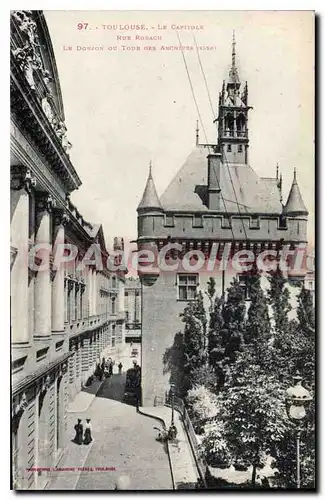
<box><xmin>137</xmin><ymin>161</ymin><xmax>162</xmax><ymax>213</ymax></box>
<box><xmin>283</xmin><ymin>168</ymin><xmax>308</xmax><ymax>217</ymax></box>
<box><xmin>137</xmin><ymin>162</ymin><xmax>162</xmax><ymax>286</ymax></box>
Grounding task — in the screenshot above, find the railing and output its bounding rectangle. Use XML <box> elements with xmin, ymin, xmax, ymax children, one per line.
<box><xmin>222</xmin><ymin>130</ymin><xmax>247</xmax><ymax>138</ymax></box>
<box><xmin>165</xmin><ymin>394</ymin><xmax>208</xmax><ymax>488</ymax></box>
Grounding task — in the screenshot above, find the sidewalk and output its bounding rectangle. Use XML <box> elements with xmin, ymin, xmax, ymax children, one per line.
<box><xmin>47</xmin><ymin>435</ymin><xmax>95</xmax><ymax>490</ymax></box>
<box><xmin>47</xmin><ymin>378</ymin><xmax>104</xmax><ymax>490</ymax></box>
<box><xmin>139</xmin><ymin>406</ymin><xmax>198</xmax><ymax>489</ymax></box>
<box><xmin>68</xmin><ymin>379</ymin><xmax>104</xmax><ymax>413</ymax></box>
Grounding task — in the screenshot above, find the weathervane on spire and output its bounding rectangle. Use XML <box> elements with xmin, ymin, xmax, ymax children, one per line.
<box><xmin>149</xmin><ymin>160</ymin><xmax>152</xmax><ymax>176</ymax></box>
<box><xmin>294</xmin><ymin>167</ymin><xmax>297</xmax><ymax>181</ymax></box>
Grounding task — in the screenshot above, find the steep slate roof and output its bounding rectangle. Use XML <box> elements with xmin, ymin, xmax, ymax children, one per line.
<box><xmin>283</xmin><ymin>173</ymin><xmax>308</xmax><ymax>216</ymax></box>
<box><xmin>138</xmin><ymin>169</ymin><xmax>162</xmax><ymax>211</ymax></box>
<box><xmin>160</xmin><ymin>147</ymin><xmax>283</xmax><ymax>214</ymax></box>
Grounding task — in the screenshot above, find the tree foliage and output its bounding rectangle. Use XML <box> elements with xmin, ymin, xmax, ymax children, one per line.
<box><xmin>169</xmin><ymin>271</ymin><xmax>315</xmax><ymax>489</ymax></box>
<box><xmin>180</xmin><ymin>290</ymin><xmax>207</xmax><ymax>393</ymax></box>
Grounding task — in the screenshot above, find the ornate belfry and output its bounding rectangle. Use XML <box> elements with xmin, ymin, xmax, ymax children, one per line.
<box><xmin>216</xmin><ymin>31</ymin><xmax>252</xmax><ymax>165</ymax></box>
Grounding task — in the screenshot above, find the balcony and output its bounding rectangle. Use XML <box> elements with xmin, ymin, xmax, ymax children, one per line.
<box><xmin>221</xmin><ymin>130</ymin><xmax>247</xmax><ymax>139</ymax></box>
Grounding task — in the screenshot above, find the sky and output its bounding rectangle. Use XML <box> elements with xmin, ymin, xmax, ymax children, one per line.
<box><xmin>44</xmin><ymin>10</ymin><xmax>315</xmax><ymax>247</ymax></box>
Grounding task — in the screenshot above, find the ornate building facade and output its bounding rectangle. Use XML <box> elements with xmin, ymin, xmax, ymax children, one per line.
<box><xmin>124</xmin><ymin>277</ymin><xmax>142</xmax><ymax>344</ymax></box>
<box><xmin>137</xmin><ymin>36</ymin><xmax>309</xmax><ymax>406</ymax></box>
<box><xmin>10</xmin><ymin>11</ymin><xmax>126</xmax><ymax>489</ymax></box>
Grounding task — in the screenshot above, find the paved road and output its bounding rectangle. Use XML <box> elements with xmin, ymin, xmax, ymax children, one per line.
<box><xmin>75</xmin><ymin>369</ymin><xmax>173</xmax><ymax>490</ymax></box>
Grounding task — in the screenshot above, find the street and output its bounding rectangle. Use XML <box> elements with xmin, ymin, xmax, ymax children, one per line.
<box><xmin>73</xmin><ymin>345</ymin><xmax>173</xmax><ymax>490</ymax></box>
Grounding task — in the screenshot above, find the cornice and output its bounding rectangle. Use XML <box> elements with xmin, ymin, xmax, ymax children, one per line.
<box><xmin>10</xmin><ymin>64</ymin><xmax>81</xmax><ymax>193</ymax></box>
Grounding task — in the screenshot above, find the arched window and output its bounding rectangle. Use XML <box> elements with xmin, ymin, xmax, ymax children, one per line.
<box><xmin>225</xmin><ymin>114</ymin><xmax>234</xmax><ymax>136</ymax></box>
<box><xmin>236</xmin><ymin>114</ymin><xmax>246</xmax><ymax>137</ymax></box>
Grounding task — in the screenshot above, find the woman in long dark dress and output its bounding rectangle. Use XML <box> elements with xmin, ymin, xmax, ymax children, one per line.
<box><xmin>74</xmin><ymin>419</ymin><xmax>83</xmax><ymax>445</ymax></box>
<box><xmin>83</xmin><ymin>418</ymin><xmax>92</xmax><ymax>445</ymax></box>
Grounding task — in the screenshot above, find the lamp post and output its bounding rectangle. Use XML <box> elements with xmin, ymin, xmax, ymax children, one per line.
<box><xmin>285</xmin><ymin>372</ymin><xmax>312</xmax><ymax>489</ymax></box>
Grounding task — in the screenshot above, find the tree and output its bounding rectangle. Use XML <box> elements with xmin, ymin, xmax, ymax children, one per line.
<box><xmin>244</xmin><ymin>273</ymin><xmax>273</xmax><ymax>369</ymax></box>
<box><xmin>206</xmin><ymin>277</ymin><xmax>223</xmax><ymax>367</ymax></box>
<box><xmin>296</xmin><ymin>285</ymin><xmax>315</xmax><ymax>388</ymax></box>
<box><xmin>271</xmin><ymin>283</ymin><xmax>315</xmax><ymax>489</ymax></box>
<box><xmin>180</xmin><ymin>290</ymin><xmax>207</xmax><ymax>393</ymax></box>
<box><xmin>221</xmin><ymin>349</ymin><xmax>288</xmax><ymax>486</ymax></box>
<box><xmin>209</xmin><ymin>278</ymin><xmax>246</xmax><ymax>387</ymax></box>
<box><xmin>267</xmin><ymin>268</ymin><xmax>299</xmax><ymax>381</ymax></box>
<box><xmin>163</xmin><ymin>331</ymin><xmax>186</xmax><ymax>397</ymax></box>
<box><xmin>268</xmin><ymin>267</ymin><xmax>292</xmax><ymax>342</ymax></box>
<box><xmin>187</xmin><ymin>385</ymin><xmax>219</xmax><ymax>434</ymax></box>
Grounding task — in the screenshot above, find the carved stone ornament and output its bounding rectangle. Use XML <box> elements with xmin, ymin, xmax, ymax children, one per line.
<box><xmin>10</xmin><ymin>166</ymin><xmax>36</xmax><ymax>193</ymax></box>
<box><xmin>42</xmin><ymin>69</ymin><xmax>53</xmax><ymax>91</ymax></box>
<box><xmin>35</xmin><ymin>192</ymin><xmax>56</xmax><ymax>213</ymax></box>
<box><xmin>41</xmin><ymin>97</ymin><xmax>56</xmax><ymax>127</ymax></box>
<box><xmin>12</xmin><ymin>392</ymin><xmax>28</xmax><ymax>420</ymax></box>
<box><xmin>12</xmin><ymin>11</ymin><xmax>39</xmax><ymax>51</ymax></box>
<box><xmin>40</xmin><ymin>375</ymin><xmax>51</xmax><ymax>394</ymax></box>
<box><xmin>54</xmin><ymin>209</ymin><xmax>70</xmax><ymax>227</ymax></box>
<box><xmin>54</xmin><ymin>121</ymin><xmax>72</xmax><ymax>152</ymax></box>
<box><xmin>11</xmin><ymin>11</ymin><xmax>51</xmax><ymax>96</ymax></box>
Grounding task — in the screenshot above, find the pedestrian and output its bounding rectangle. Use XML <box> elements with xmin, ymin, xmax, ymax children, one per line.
<box><xmin>83</xmin><ymin>418</ymin><xmax>92</xmax><ymax>445</ymax></box>
<box><xmin>109</xmin><ymin>360</ymin><xmax>113</xmax><ymax>376</ymax></box>
<box><xmin>118</xmin><ymin>362</ymin><xmax>123</xmax><ymax>375</ymax></box>
<box><xmin>168</xmin><ymin>424</ymin><xmax>177</xmax><ymax>440</ymax></box>
<box><xmin>95</xmin><ymin>363</ymin><xmax>101</xmax><ymax>380</ymax></box>
<box><xmin>74</xmin><ymin>418</ymin><xmax>83</xmax><ymax>445</ymax></box>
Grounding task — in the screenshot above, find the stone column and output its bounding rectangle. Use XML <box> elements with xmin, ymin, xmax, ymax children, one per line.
<box><xmin>34</xmin><ymin>193</ymin><xmax>55</xmax><ymax>338</ymax></box>
<box><xmin>82</xmin><ymin>337</ymin><xmax>90</xmax><ymax>383</ymax></box>
<box><xmin>52</xmin><ymin>210</ymin><xmax>70</xmax><ymax>334</ymax></box>
<box><xmin>10</xmin><ymin>167</ymin><xmax>36</xmax><ymax>345</ymax></box>
<box><xmin>92</xmin><ymin>269</ymin><xmax>97</xmax><ymax>316</ymax></box>
<box><xmin>88</xmin><ymin>267</ymin><xmax>93</xmax><ymax>317</ymax></box>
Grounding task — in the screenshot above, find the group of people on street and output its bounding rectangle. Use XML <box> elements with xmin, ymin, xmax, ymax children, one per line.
<box><xmin>73</xmin><ymin>418</ymin><xmax>92</xmax><ymax>445</ymax></box>
<box><xmin>94</xmin><ymin>357</ymin><xmax>124</xmax><ymax>380</ymax></box>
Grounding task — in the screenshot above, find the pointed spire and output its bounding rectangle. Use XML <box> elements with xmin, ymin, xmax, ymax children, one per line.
<box><xmin>137</xmin><ymin>161</ymin><xmax>162</xmax><ymax>211</ymax></box>
<box><xmin>232</xmin><ymin>30</ymin><xmax>236</xmax><ymax>72</ymax></box>
<box><xmin>228</xmin><ymin>30</ymin><xmax>240</xmax><ymax>84</ymax></box>
<box><xmin>283</xmin><ymin>168</ymin><xmax>308</xmax><ymax>216</ymax></box>
<box><xmin>196</xmin><ymin>120</ymin><xmax>199</xmax><ymax>146</ymax></box>
<box><xmin>276</xmin><ymin>163</ymin><xmax>279</xmax><ymax>180</ymax></box>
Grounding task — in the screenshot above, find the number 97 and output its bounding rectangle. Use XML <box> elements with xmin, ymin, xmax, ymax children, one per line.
<box><xmin>77</xmin><ymin>23</ymin><xmax>88</xmax><ymax>30</ymax></box>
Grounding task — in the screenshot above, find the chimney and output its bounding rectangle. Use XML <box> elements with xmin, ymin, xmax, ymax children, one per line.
<box><xmin>207</xmin><ymin>153</ymin><xmax>222</xmax><ymax>210</ymax></box>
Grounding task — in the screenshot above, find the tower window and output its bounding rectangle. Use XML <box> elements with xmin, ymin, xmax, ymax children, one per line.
<box><xmin>227</xmin><ymin>144</ymin><xmax>232</xmax><ymax>152</ymax></box>
<box><xmin>238</xmin><ymin>144</ymin><xmax>243</xmax><ymax>153</ymax></box>
<box><xmin>165</xmin><ymin>214</ymin><xmax>174</xmax><ymax>227</ymax></box>
<box><xmin>177</xmin><ymin>274</ymin><xmax>198</xmax><ymax>301</ymax></box>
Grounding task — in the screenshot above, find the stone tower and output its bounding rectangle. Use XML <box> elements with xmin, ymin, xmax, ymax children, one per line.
<box><xmin>137</xmin><ymin>35</ymin><xmax>309</xmax><ymax>407</ymax></box>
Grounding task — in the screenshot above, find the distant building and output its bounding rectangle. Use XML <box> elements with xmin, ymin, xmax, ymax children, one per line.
<box><xmin>124</xmin><ymin>277</ymin><xmax>142</xmax><ymax>343</ymax></box>
<box><xmin>136</xmin><ymin>34</ymin><xmax>309</xmax><ymax>407</ymax></box>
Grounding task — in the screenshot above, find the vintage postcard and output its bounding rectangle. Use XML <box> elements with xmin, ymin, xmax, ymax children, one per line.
<box><xmin>10</xmin><ymin>9</ymin><xmax>315</xmax><ymax>490</ymax></box>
